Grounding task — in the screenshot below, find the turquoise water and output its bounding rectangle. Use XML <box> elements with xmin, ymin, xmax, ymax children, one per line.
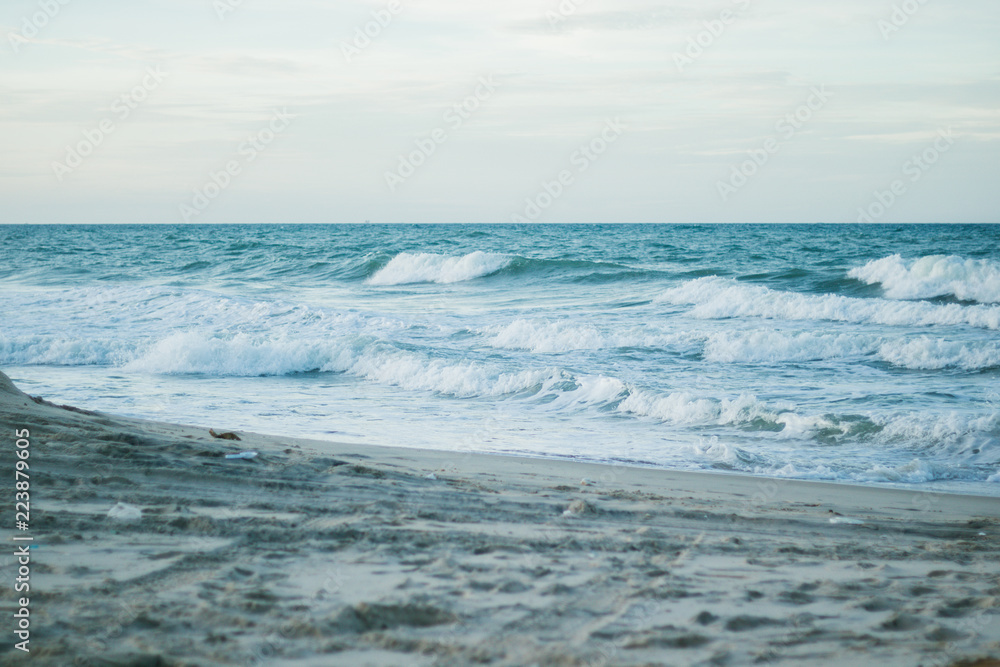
<box><xmin>2</xmin><ymin>224</ymin><xmax>998</xmax><ymax>494</ymax></box>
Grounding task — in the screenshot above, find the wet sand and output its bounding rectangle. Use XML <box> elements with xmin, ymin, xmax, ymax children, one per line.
<box><xmin>0</xmin><ymin>370</ymin><xmax>998</xmax><ymax>666</ymax></box>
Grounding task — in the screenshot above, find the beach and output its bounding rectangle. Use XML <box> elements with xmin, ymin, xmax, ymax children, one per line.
<box><xmin>2</xmin><ymin>370</ymin><xmax>998</xmax><ymax>666</ymax></box>
<box><xmin>4</xmin><ymin>0</ymin><xmax>1000</xmax><ymax>661</ymax></box>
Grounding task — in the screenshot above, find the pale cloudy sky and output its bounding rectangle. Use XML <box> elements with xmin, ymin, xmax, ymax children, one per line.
<box><xmin>1</xmin><ymin>0</ymin><xmax>998</xmax><ymax>223</ymax></box>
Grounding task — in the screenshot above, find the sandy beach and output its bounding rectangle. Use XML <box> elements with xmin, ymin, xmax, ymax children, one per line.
<box><xmin>1</xmin><ymin>369</ymin><xmax>998</xmax><ymax>666</ymax></box>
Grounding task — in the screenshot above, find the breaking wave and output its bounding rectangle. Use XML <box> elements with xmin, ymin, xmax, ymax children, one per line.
<box><xmin>481</xmin><ymin>320</ymin><xmax>1000</xmax><ymax>371</ymax></box>
<box><xmin>656</xmin><ymin>277</ymin><xmax>1000</xmax><ymax>330</ymax></box>
<box><xmin>368</xmin><ymin>251</ymin><xmax>511</xmax><ymax>285</ymax></box>
<box><xmin>482</xmin><ymin>319</ymin><xmax>691</xmax><ymax>354</ymax></box>
<box><xmin>850</xmin><ymin>254</ymin><xmax>1000</xmax><ymax>304</ymax></box>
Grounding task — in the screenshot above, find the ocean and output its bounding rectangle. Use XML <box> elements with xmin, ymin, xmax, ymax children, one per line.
<box><xmin>2</xmin><ymin>223</ymin><xmax>998</xmax><ymax>495</ymax></box>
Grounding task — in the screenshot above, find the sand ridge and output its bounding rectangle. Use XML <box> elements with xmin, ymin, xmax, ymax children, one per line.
<box><xmin>0</xmin><ymin>370</ymin><xmax>998</xmax><ymax>666</ymax></box>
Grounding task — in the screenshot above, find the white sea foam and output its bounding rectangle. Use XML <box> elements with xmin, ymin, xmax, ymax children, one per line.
<box><xmin>347</xmin><ymin>346</ymin><xmax>561</xmax><ymax>398</ymax></box>
<box><xmin>368</xmin><ymin>251</ymin><xmax>511</xmax><ymax>285</ymax></box>
<box><xmin>122</xmin><ymin>332</ymin><xmax>563</xmax><ymax>399</ymax></box>
<box><xmin>873</xmin><ymin>409</ymin><xmax>1000</xmax><ymax>451</ymax></box>
<box><xmin>123</xmin><ymin>333</ymin><xmax>339</xmax><ymax>377</ymax></box>
<box><xmin>850</xmin><ymin>254</ymin><xmax>1000</xmax><ymax>304</ymax></box>
<box><xmin>487</xmin><ymin>319</ymin><xmax>610</xmax><ymax>353</ymax></box>
<box><xmin>690</xmin><ymin>437</ymin><xmax>741</xmax><ymax>467</ymax></box>
<box><xmin>25</xmin><ymin>321</ymin><xmax>990</xmax><ymax>456</ymax></box>
<box><xmin>704</xmin><ymin>329</ymin><xmax>1000</xmax><ymax>371</ymax></box>
<box><xmin>0</xmin><ymin>335</ymin><xmax>138</xmax><ymax>366</ymax></box>
<box><xmin>767</xmin><ymin>463</ymin><xmax>839</xmax><ymax>481</ymax></box>
<box><xmin>8</xmin><ymin>324</ymin><xmax>996</xmax><ymax>484</ymax></box>
<box><xmin>615</xmin><ymin>384</ymin><xmax>998</xmax><ymax>457</ymax></box>
<box><xmin>657</xmin><ymin>277</ymin><xmax>1000</xmax><ymax>330</ymax></box>
<box><xmin>693</xmin><ymin>450</ymin><xmax>988</xmax><ymax>485</ymax></box>
<box><xmin>116</xmin><ymin>330</ymin><xmax>798</xmax><ymax>430</ymax></box>
<box><xmin>859</xmin><ymin>459</ymin><xmax>944</xmax><ymax>484</ymax></box>
<box><xmin>541</xmin><ymin>375</ymin><xmax>629</xmax><ymax>409</ymax></box>
<box><xmin>774</xmin><ymin>413</ymin><xmax>842</xmax><ymax>439</ymax></box>
<box><xmin>755</xmin><ymin>458</ymin><xmax>987</xmax><ymax>485</ymax></box>
<box><xmin>485</xmin><ymin>319</ymin><xmax>1000</xmax><ymax>371</ymax></box>
<box><xmin>483</xmin><ymin>319</ymin><xmax>688</xmax><ymax>353</ymax></box>
<box><xmin>877</xmin><ymin>337</ymin><xmax>1000</xmax><ymax>370</ymax></box>
<box><xmin>2</xmin><ymin>284</ymin><xmax>381</xmax><ymax>342</ymax></box>
<box><xmin>13</xmin><ymin>325</ymin><xmax>998</xmax><ymax>376</ymax></box>
<box><xmin>617</xmin><ymin>390</ymin><xmax>781</xmax><ymax>427</ymax></box>
<box><xmin>702</xmin><ymin>330</ymin><xmax>874</xmax><ymax>364</ymax></box>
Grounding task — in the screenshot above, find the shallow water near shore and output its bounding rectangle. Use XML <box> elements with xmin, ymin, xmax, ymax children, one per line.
<box><xmin>2</xmin><ymin>223</ymin><xmax>998</xmax><ymax>495</ymax></box>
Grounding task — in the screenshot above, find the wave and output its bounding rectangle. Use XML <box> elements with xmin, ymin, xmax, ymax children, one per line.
<box><xmin>4</xmin><ymin>328</ymin><xmax>996</xmax><ymax>477</ymax></box>
<box><xmin>482</xmin><ymin>319</ymin><xmax>691</xmax><ymax>354</ymax></box>
<box><xmin>536</xmin><ymin>376</ymin><xmax>857</xmax><ymax>441</ymax></box>
<box><xmin>758</xmin><ymin>458</ymin><xmax>981</xmax><ymax>485</ymax></box>
<box><xmin>346</xmin><ymin>346</ymin><xmax>561</xmax><ymax>398</ymax></box>
<box><xmin>0</xmin><ymin>335</ymin><xmax>138</xmax><ymax>367</ymax></box>
<box><xmin>705</xmin><ymin>330</ymin><xmax>1000</xmax><ymax>371</ymax></box>
<box><xmin>120</xmin><ymin>332</ymin><xmax>565</xmax><ymax>399</ymax></box>
<box><xmin>857</xmin><ymin>459</ymin><xmax>960</xmax><ymax>484</ymax></box>
<box><xmin>874</xmin><ymin>408</ymin><xmax>1000</xmax><ymax>450</ymax></box>
<box><xmin>367</xmin><ymin>251</ymin><xmax>511</xmax><ymax>285</ymax></box>
<box><xmin>0</xmin><ymin>284</ymin><xmax>412</xmax><ymax>347</ymax></box>
<box><xmin>123</xmin><ymin>333</ymin><xmax>347</xmax><ymax>378</ymax></box>
<box><xmin>618</xmin><ymin>389</ymin><xmax>783</xmax><ymax>427</ymax></box>
<box><xmin>702</xmin><ymin>330</ymin><xmax>873</xmax><ymax>365</ymax></box>
<box><xmin>6</xmin><ymin>326</ymin><xmax>998</xmax><ymax>378</ymax></box>
<box><xmin>692</xmin><ymin>425</ymin><xmax>998</xmax><ymax>485</ymax></box>
<box><xmin>656</xmin><ymin>277</ymin><xmax>1000</xmax><ymax>330</ymax></box>
<box><xmin>0</xmin><ymin>329</ymin><xmax>784</xmax><ymax>429</ymax></box>
<box><xmin>605</xmin><ymin>384</ymin><xmax>997</xmax><ymax>459</ymax></box>
<box><xmin>878</xmin><ymin>336</ymin><xmax>1000</xmax><ymax>371</ymax></box>
<box><xmin>481</xmin><ymin>320</ymin><xmax>1000</xmax><ymax>371</ymax></box>
<box><xmin>850</xmin><ymin>254</ymin><xmax>1000</xmax><ymax>304</ymax></box>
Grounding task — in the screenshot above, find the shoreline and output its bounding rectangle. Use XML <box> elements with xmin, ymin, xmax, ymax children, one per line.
<box><xmin>9</xmin><ymin>367</ymin><xmax>998</xmax><ymax>508</ymax></box>
<box><xmin>8</xmin><ymin>367</ymin><xmax>998</xmax><ymax>503</ymax></box>
<box><xmin>1</xmin><ymin>370</ymin><xmax>998</xmax><ymax>666</ymax></box>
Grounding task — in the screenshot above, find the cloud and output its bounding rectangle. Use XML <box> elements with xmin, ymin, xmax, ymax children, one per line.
<box><xmin>2</xmin><ymin>0</ymin><xmax>999</xmax><ymax>222</ymax></box>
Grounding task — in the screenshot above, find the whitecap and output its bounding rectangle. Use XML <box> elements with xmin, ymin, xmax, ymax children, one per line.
<box><xmin>850</xmin><ymin>254</ymin><xmax>1000</xmax><ymax>304</ymax></box>
<box><xmin>368</xmin><ymin>251</ymin><xmax>511</xmax><ymax>285</ymax></box>
<box><xmin>656</xmin><ymin>277</ymin><xmax>1000</xmax><ymax>330</ymax></box>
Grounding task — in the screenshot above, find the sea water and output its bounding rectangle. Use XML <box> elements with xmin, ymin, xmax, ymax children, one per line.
<box><xmin>1</xmin><ymin>224</ymin><xmax>998</xmax><ymax>495</ymax></box>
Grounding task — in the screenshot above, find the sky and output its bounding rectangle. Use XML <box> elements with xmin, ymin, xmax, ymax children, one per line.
<box><xmin>1</xmin><ymin>0</ymin><xmax>998</xmax><ymax>224</ymax></box>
